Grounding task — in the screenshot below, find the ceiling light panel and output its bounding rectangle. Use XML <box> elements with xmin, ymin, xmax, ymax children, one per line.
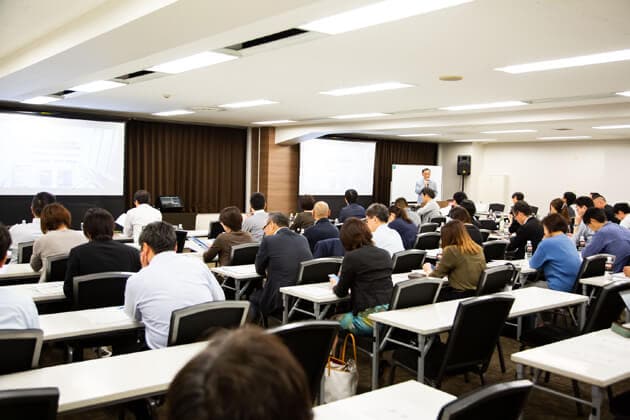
<box><xmin>453</xmin><ymin>138</ymin><xmax>496</xmax><ymax>142</ymax></box>
<box><xmin>252</xmin><ymin>120</ymin><xmax>296</xmax><ymax>125</ymax></box>
<box><xmin>496</xmin><ymin>48</ymin><xmax>630</xmax><ymax>74</ymax></box>
<box><xmin>537</xmin><ymin>136</ymin><xmax>591</xmax><ymax>140</ymax></box>
<box><xmin>70</xmin><ymin>80</ymin><xmax>125</xmax><ymax>93</ymax></box>
<box><xmin>481</xmin><ymin>129</ymin><xmax>537</xmax><ymax>134</ymax></box>
<box><xmin>320</xmin><ymin>82</ymin><xmax>414</xmax><ymax>96</ymax></box>
<box><xmin>219</xmin><ymin>99</ymin><xmax>277</xmax><ymax>109</ymax></box>
<box><xmin>592</xmin><ymin>124</ymin><xmax>630</xmax><ymax>130</ymax></box>
<box><xmin>330</xmin><ymin>112</ymin><xmax>390</xmax><ymax>119</ymax></box>
<box><xmin>152</xmin><ymin>109</ymin><xmax>195</xmax><ymax>116</ymax></box>
<box><xmin>148</xmin><ymin>51</ymin><xmax>238</xmax><ymax>74</ymax></box>
<box><xmin>398</xmin><ymin>133</ymin><xmax>439</xmax><ymax>137</ymax></box>
<box><xmin>21</xmin><ymin>96</ymin><xmax>60</xmax><ymax>105</ymax></box>
<box><xmin>440</xmin><ymin>101</ymin><xmax>527</xmax><ymax>111</ymax></box>
<box><xmin>616</xmin><ymin>91</ymin><xmax>630</xmax><ymax>97</ymax></box>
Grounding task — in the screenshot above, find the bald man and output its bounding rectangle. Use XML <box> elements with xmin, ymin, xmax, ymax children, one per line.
<box><xmin>303</xmin><ymin>201</ymin><xmax>340</xmax><ymax>252</ymax></box>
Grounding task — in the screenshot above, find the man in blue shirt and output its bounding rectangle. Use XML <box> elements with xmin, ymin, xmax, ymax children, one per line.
<box><xmin>582</xmin><ymin>207</ymin><xmax>630</xmax><ymax>273</ymax></box>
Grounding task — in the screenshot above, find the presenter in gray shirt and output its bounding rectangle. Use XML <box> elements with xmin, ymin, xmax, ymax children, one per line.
<box><xmin>415</xmin><ymin>167</ymin><xmax>438</xmax><ymax>202</ymax></box>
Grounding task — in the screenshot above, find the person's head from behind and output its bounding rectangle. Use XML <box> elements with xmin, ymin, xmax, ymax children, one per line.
<box><xmin>613</xmin><ymin>202</ymin><xmax>630</xmax><ymax>222</ymax></box>
<box><xmin>138</xmin><ymin>221</ymin><xmax>176</xmax><ymax>266</ymax></box>
<box><xmin>575</xmin><ymin>196</ymin><xmax>594</xmax><ymax>217</ymax></box>
<box><xmin>583</xmin><ymin>207</ymin><xmax>607</xmax><ymax>231</ymax></box>
<box><xmin>420</xmin><ymin>187</ymin><xmax>435</xmax><ymax>204</ymax></box>
<box><xmin>250</xmin><ymin>192</ymin><xmax>266</xmax><ymax>211</ymax></box>
<box><xmin>563</xmin><ymin>192</ymin><xmax>576</xmax><ymax>206</ymax></box>
<box><xmin>299</xmin><ymin>195</ymin><xmax>315</xmax><ymax>212</ymax></box>
<box><xmin>31</xmin><ymin>192</ymin><xmax>56</xmax><ymax>218</ymax></box>
<box><xmin>167</xmin><ymin>327</ymin><xmax>312</xmax><ymax>420</ymax></box>
<box><xmin>0</xmin><ymin>224</ymin><xmax>11</xmax><ymax>267</ymax></box>
<box><xmin>339</xmin><ymin>217</ymin><xmax>373</xmax><ymax>251</ymax></box>
<box><xmin>549</xmin><ymin>198</ymin><xmax>569</xmax><ymax>220</ymax></box>
<box><xmin>512</xmin><ymin>200</ymin><xmax>532</xmax><ymax>224</ymax></box>
<box><xmin>511</xmin><ymin>192</ymin><xmax>524</xmax><ymax>204</ymax></box>
<box><xmin>82</xmin><ymin>208</ymin><xmax>114</xmax><ymax>241</ymax></box>
<box><xmin>449</xmin><ymin>206</ymin><xmax>472</xmax><ymax>224</ymax></box>
<box><xmin>459</xmin><ymin>199</ymin><xmax>477</xmax><ymax>221</ymax></box>
<box><xmin>452</xmin><ymin>191</ymin><xmax>468</xmax><ymax>206</ymax></box>
<box><xmin>388</xmin><ymin>205</ymin><xmax>411</xmax><ymax>224</ymax></box>
<box><xmin>40</xmin><ymin>203</ymin><xmax>71</xmax><ymax>233</ymax></box>
<box><xmin>365</xmin><ymin>203</ymin><xmax>389</xmax><ymax>232</ymax></box>
<box><xmin>133</xmin><ymin>190</ymin><xmax>151</xmax><ymax>207</ymax></box>
<box><xmin>219</xmin><ymin>206</ymin><xmax>243</xmax><ymax>233</ymax></box>
<box><xmin>312</xmin><ymin>201</ymin><xmax>330</xmax><ymax>221</ymax></box>
<box><xmin>440</xmin><ymin>220</ymin><xmax>480</xmax><ymax>255</ymax></box>
<box><xmin>263</xmin><ymin>212</ymin><xmax>289</xmax><ymax>236</ymax></box>
<box><xmin>394</xmin><ymin>197</ymin><xmax>409</xmax><ymax>209</ymax></box>
<box><xmin>541</xmin><ymin>213</ymin><xmax>569</xmax><ymax>237</ymax></box>
<box><xmin>422</xmin><ymin>168</ymin><xmax>431</xmax><ymax>180</ymax></box>
<box><xmin>591</xmin><ymin>193</ymin><xmax>607</xmax><ymax>209</ymax></box>
<box><xmin>344</xmin><ymin>189</ymin><xmax>358</xmax><ymax>205</ymax></box>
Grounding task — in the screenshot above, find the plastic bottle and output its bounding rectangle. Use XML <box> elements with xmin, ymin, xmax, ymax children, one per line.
<box><xmin>525</xmin><ymin>240</ymin><xmax>533</xmax><ymax>260</ymax></box>
<box><xmin>604</xmin><ymin>256</ymin><xmax>614</xmax><ymax>279</ymax></box>
<box><xmin>578</xmin><ymin>235</ymin><xmax>586</xmax><ymax>252</ymax></box>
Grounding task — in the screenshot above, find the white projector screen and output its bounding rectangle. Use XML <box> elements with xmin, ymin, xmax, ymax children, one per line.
<box><xmin>0</xmin><ymin>113</ymin><xmax>125</xmax><ymax>196</ymax></box>
<box><xmin>299</xmin><ymin>139</ymin><xmax>376</xmax><ymax>195</ymax></box>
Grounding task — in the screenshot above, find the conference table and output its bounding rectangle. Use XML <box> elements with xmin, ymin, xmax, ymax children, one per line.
<box><xmin>211</xmin><ymin>264</ymin><xmax>262</xmax><ymax>300</ymax></box>
<box><xmin>368</xmin><ymin>287</ymin><xmax>588</xmax><ymax>389</ymax></box>
<box><xmin>0</xmin><ymin>263</ymin><xmax>40</xmax><ymax>284</ymax></box>
<box><xmin>2</xmin><ymin>281</ymin><xmax>65</xmax><ymax>304</ymax></box>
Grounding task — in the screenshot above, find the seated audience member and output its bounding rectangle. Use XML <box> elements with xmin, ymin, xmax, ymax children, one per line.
<box><xmin>459</xmin><ymin>199</ymin><xmax>481</xmax><ymax>228</ymax></box>
<box><xmin>123</xmin><ymin>190</ymin><xmax>162</xmax><ymax>241</ymax></box>
<box><xmin>338</xmin><ymin>189</ymin><xmax>366</xmax><ymax>222</ymax></box>
<box><xmin>613</xmin><ymin>202</ymin><xmax>630</xmax><ymax>229</ymax></box>
<box><xmin>394</xmin><ymin>197</ymin><xmax>420</xmax><ymax>226</ymax></box>
<box><xmin>423</xmin><ymin>220</ymin><xmax>486</xmax><ymax>301</ymax></box>
<box><xmin>582</xmin><ymin>208</ymin><xmax>630</xmax><ymax>273</ymax></box>
<box><xmin>251</xmin><ymin>213</ymin><xmax>312</xmax><ymax>319</ymax></box>
<box><xmin>528</xmin><ymin>214</ymin><xmax>582</xmax><ymax>292</ymax></box>
<box><xmin>8</xmin><ymin>191</ymin><xmax>56</xmax><ymax>263</ymax></box>
<box><xmin>124</xmin><ymin>222</ymin><xmax>225</xmax><ymax>349</ymax></box>
<box><xmin>290</xmin><ymin>195</ymin><xmax>315</xmax><ymax>232</ymax></box>
<box><xmin>592</xmin><ymin>193</ymin><xmax>618</xmax><ymax>224</ymax></box>
<box><xmin>447</xmin><ymin>191</ymin><xmax>468</xmax><ymax>218</ymax></box>
<box><xmin>332</xmin><ymin>218</ymin><xmax>393</xmax><ymax>336</ymax></box>
<box><xmin>64</xmin><ymin>208</ymin><xmax>141</xmax><ymax>299</ymax></box>
<box><xmin>365</xmin><ymin>203</ymin><xmax>404</xmax><ymax>256</ymax></box>
<box><xmin>449</xmin><ymin>206</ymin><xmax>483</xmax><ymax>245</ymax></box>
<box><xmin>0</xmin><ymin>224</ymin><xmax>40</xmax><ymax>329</ymax></box>
<box><xmin>508</xmin><ymin>192</ymin><xmax>525</xmax><ymax>234</ymax></box>
<box><xmin>549</xmin><ymin>198</ymin><xmax>570</xmax><ymax>222</ymax></box>
<box><xmin>625</xmin><ymin>266</ymin><xmax>630</xmax><ymax>277</ymax></box>
<box><xmin>573</xmin><ymin>195</ymin><xmax>595</xmax><ymax>246</ymax></box>
<box><xmin>388</xmin><ymin>205</ymin><xmax>418</xmax><ymax>249</ymax></box>
<box><xmin>562</xmin><ymin>191</ymin><xmax>577</xmax><ymax>218</ymax></box>
<box><xmin>242</xmin><ymin>192</ymin><xmax>268</xmax><ymax>242</ymax></box>
<box><xmin>203</xmin><ymin>206</ymin><xmax>253</xmax><ymax>266</ymax></box>
<box><xmin>416</xmin><ymin>187</ymin><xmax>441</xmax><ymax>224</ymax></box>
<box><xmin>167</xmin><ymin>327</ymin><xmax>312</xmax><ymax>420</ymax></box>
<box><xmin>303</xmin><ymin>201</ymin><xmax>339</xmax><ymax>252</ymax></box>
<box><xmin>507</xmin><ymin>201</ymin><xmax>544</xmax><ymax>259</ymax></box>
<box><xmin>30</xmin><ymin>203</ymin><xmax>87</xmax><ymax>281</ymax></box>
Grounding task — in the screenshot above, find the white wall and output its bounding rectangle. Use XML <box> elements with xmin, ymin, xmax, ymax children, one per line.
<box><xmin>438</xmin><ymin>139</ymin><xmax>630</xmax><ymax>210</ymax></box>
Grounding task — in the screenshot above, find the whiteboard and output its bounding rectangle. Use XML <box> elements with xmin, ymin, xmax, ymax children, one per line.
<box><xmin>390</xmin><ymin>164</ymin><xmax>442</xmax><ymax>203</ymax></box>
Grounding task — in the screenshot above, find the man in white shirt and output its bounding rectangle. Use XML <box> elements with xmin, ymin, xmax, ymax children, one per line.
<box><xmin>613</xmin><ymin>202</ymin><xmax>630</xmax><ymax>230</ymax></box>
<box><xmin>242</xmin><ymin>192</ymin><xmax>268</xmax><ymax>242</ymax></box>
<box><xmin>8</xmin><ymin>191</ymin><xmax>56</xmax><ymax>263</ymax></box>
<box><xmin>123</xmin><ymin>190</ymin><xmax>162</xmax><ymax>242</ymax></box>
<box><xmin>365</xmin><ymin>203</ymin><xmax>404</xmax><ymax>256</ymax></box>
<box><xmin>0</xmin><ymin>224</ymin><xmax>40</xmax><ymax>329</ymax></box>
<box><xmin>124</xmin><ymin>221</ymin><xmax>225</xmax><ymax>349</ymax></box>
<box><xmin>417</xmin><ymin>187</ymin><xmax>441</xmax><ymax>224</ymax></box>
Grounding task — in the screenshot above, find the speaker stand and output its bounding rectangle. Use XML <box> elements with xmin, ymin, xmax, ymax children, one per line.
<box><xmin>460</xmin><ymin>174</ymin><xmax>465</xmax><ymax>192</ymax></box>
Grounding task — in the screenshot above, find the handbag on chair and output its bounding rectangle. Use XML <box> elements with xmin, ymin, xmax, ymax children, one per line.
<box><xmin>322</xmin><ymin>333</ymin><xmax>359</xmax><ymax>403</ymax></box>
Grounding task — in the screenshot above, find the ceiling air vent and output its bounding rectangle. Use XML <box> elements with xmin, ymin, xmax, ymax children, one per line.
<box><xmin>227</xmin><ymin>28</ymin><xmax>308</xmax><ymax>51</ymax></box>
<box><xmin>115</xmin><ymin>70</ymin><xmax>155</xmax><ymax>80</ymax></box>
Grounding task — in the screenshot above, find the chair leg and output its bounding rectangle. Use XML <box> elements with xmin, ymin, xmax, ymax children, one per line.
<box><xmin>463</xmin><ymin>372</ymin><xmax>470</xmax><ymax>383</ymax></box>
<box><xmin>571</xmin><ymin>380</ymin><xmax>584</xmax><ymax>417</ymax></box>
<box><xmin>479</xmin><ymin>372</ymin><xmax>485</xmax><ymax>385</ymax></box>
<box><xmin>388</xmin><ymin>363</ymin><xmax>397</xmax><ymax>385</ymax></box>
<box><xmin>496</xmin><ymin>341</ymin><xmax>506</xmax><ymax>373</ymax></box>
<box><xmin>544</xmin><ymin>371</ymin><xmax>550</xmax><ymax>383</ymax></box>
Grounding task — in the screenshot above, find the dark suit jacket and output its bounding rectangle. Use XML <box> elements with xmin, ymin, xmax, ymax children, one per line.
<box><xmin>303</xmin><ymin>218</ymin><xmax>340</xmax><ymax>251</ymax></box>
<box><xmin>507</xmin><ymin>217</ymin><xmax>544</xmax><ymax>259</ymax></box>
<box><xmin>253</xmin><ymin>228</ymin><xmax>313</xmax><ymax>315</ymax></box>
<box><xmin>64</xmin><ymin>239</ymin><xmax>141</xmax><ymax>299</ymax></box>
<box><xmin>338</xmin><ymin>203</ymin><xmax>366</xmax><ymax>222</ymax></box>
<box><xmin>465</xmin><ymin>224</ymin><xmax>484</xmax><ymax>245</ymax></box>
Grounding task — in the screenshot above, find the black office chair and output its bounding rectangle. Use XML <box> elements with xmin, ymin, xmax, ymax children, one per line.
<box><xmin>478</xmin><ymin>219</ymin><xmax>499</xmax><ymax>231</ymax></box>
<box><xmin>296</xmin><ymin>258</ymin><xmax>343</xmax><ymax>285</ymax></box>
<box><xmin>389</xmin><ymin>295</ymin><xmax>515</xmax><ymax>388</ymax></box>
<box><xmin>44</xmin><ymin>253</ymin><xmax>68</xmax><ymax>283</ymax></box>
<box><xmin>431</xmin><ymin>216</ymin><xmax>447</xmax><ymax>226</ymax></box>
<box><xmin>229</xmin><ymin>243</ymin><xmax>260</xmax><ymax>266</ymax></box>
<box><xmin>418</xmin><ymin>222</ymin><xmax>439</xmax><ymax>233</ymax></box>
<box><xmin>168</xmin><ymin>301</ymin><xmax>250</xmax><ymax>346</ymax></box>
<box><xmin>17</xmin><ymin>241</ymin><xmax>34</xmax><ymax>264</ymax></box>
<box><xmin>0</xmin><ymin>387</ymin><xmax>59</xmax><ymax>420</ymax></box>
<box><xmin>488</xmin><ymin>203</ymin><xmax>506</xmax><ymax>213</ymax></box>
<box><xmin>175</xmin><ymin>230</ymin><xmax>187</xmax><ymax>253</ymax></box>
<box><xmin>208</xmin><ymin>221</ymin><xmax>225</xmax><ymax>239</ymax></box>
<box><xmin>479</xmin><ymin>229</ymin><xmax>491</xmax><ymax>242</ymax></box>
<box><xmin>72</xmin><ymin>272</ymin><xmax>134</xmax><ymax>310</ymax></box>
<box><xmin>437</xmin><ymin>380</ymin><xmax>533</xmax><ymax>420</ymax></box>
<box><xmin>482</xmin><ymin>240</ymin><xmax>509</xmax><ymax>262</ymax></box>
<box><xmin>530</xmin><ymin>206</ymin><xmax>539</xmax><ymax>216</ymax></box>
<box><xmin>414</xmin><ymin>232</ymin><xmax>441</xmax><ymax>250</ymax></box>
<box><xmin>571</xmin><ymin>253</ymin><xmax>611</xmax><ymax>294</ymax></box>
<box><xmin>391</xmin><ymin>249</ymin><xmax>426</xmax><ymax>274</ymax></box>
<box><xmin>269</xmin><ymin>321</ymin><xmax>339</xmax><ymax>401</ymax></box>
<box><xmin>0</xmin><ymin>329</ymin><xmax>43</xmax><ymax>375</ymax></box>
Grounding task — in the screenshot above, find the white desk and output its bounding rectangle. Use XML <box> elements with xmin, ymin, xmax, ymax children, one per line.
<box><xmin>487</xmin><ymin>259</ymin><xmax>536</xmax><ymax>275</ymax></box>
<box><xmin>512</xmin><ymin>328</ymin><xmax>630</xmax><ymax>420</ymax></box>
<box><xmin>0</xmin><ymin>341</ymin><xmax>207</xmax><ymax>414</ymax></box>
<box><xmin>313</xmin><ymin>380</ymin><xmax>455</xmax><ymax>420</ymax></box>
<box><xmin>211</xmin><ymin>264</ymin><xmax>262</xmax><ymax>300</ymax></box>
<box><xmin>368</xmin><ymin>287</ymin><xmax>588</xmax><ymax>389</ymax></box>
<box><xmin>0</xmin><ymin>263</ymin><xmax>40</xmax><ymax>283</ymax></box>
<box><xmin>579</xmin><ymin>273</ymin><xmax>627</xmax><ymax>295</ymax></box>
<box><xmin>2</xmin><ymin>281</ymin><xmax>65</xmax><ymax>303</ymax></box>
<box><xmin>185</xmin><ymin>229</ymin><xmax>209</xmax><ymax>238</ymax></box>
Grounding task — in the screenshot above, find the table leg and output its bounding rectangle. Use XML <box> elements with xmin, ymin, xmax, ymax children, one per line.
<box><xmin>579</xmin><ymin>302</ymin><xmax>586</xmax><ymax>330</ymax></box>
<box><xmin>516</xmin><ymin>363</ymin><xmax>524</xmax><ymax>379</ymax></box>
<box><xmin>582</xmin><ymin>284</ymin><xmax>587</xmax><ymax>296</ymax></box>
<box><xmin>590</xmin><ymin>386</ymin><xmax>602</xmax><ymax>420</ymax></box>
<box><xmin>235</xmin><ymin>279</ymin><xmax>241</xmax><ymax>300</ymax></box>
<box><xmin>314</xmin><ymin>303</ymin><xmax>320</xmax><ymax>320</ymax></box>
<box><xmin>417</xmin><ymin>334</ymin><xmax>426</xmax><ymax>384</ymax></box>
<box><xmin>282</xmin><ymin>294</ymin><xmax>288</xmax><ymax>324</ymax></box>
<box><xmin>371</xmin><ymin>323</ymin><xmax>380</xmax><ymax>390</ymax></box>
<box><xmin>516</xmin><ymin>316</ymin><xmax>522</xmax><ymax>341</ymax></box>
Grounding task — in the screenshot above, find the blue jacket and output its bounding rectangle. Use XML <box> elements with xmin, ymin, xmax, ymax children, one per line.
<box><xmin>388</xmin><ymin>218</ymin><xmax>418</xmax><ymax>249</ymax></box>
<box><xmin>338</xmin><ymin>203</ymin><xmax>366</xmax><ymax>223</ymax></box>
<box><xmin>582</xmin><ymin>222</ymin><xmax>630</xmax><ymax>273</ymax></box>
<box><xmin>304</xmin><ymin>218</ymin><xmax>340</xmax><ymax>252</ymax></box>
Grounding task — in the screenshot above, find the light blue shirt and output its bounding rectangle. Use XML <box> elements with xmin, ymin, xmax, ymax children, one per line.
<box><xmin>124</xmin><ymin>251</ymin><xmax>225</xmax><ymax>349</ymax></box>
<box><xmin>0</xmin><ymin>289</ymin><xmax>40</xmax><ymax>329</ymax></box>
<box><xmin>242</xmin><ymin>210</ymin><xmax>268</xmax><ymax>242</ymax></box>
<box><xmin>372</xmin><ymin>224</ymin><xmax>405</xmax><ymax>257</ymax></box>
<box><xmin>529</xmin><ymin>234</ymin><xmax>581</xmax><ymax>292</ymax></box>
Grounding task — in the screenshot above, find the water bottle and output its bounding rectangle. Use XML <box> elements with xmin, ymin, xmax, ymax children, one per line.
<box><xmin>177</xmin><ymin>223</ymin><xmax>183</xmax><ymax>230</ymax></box>
<box><xmin>578</xmin><ymin>235</ymin><xmax>586</xmax><ymax>252</ymax></box>
<box><xmin>604</xmin><ymin>256</ymin><xmax>614</xmax><ymax>280</ymax></box>
<box><xmin>525</xmin><ymin>240</ymin><xmax>533</xmax><ymax>260</ymax></box>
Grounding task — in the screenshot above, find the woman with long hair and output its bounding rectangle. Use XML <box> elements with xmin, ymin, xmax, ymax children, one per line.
<box><xmin>388</xmin><ymin>205</ymin><xmax>417</xmax><ymax>249</ymax></box>
<box><xmin>549</xmin><ymin>198</ymin><xmax>570</xmax><ymax>222</ymax></box>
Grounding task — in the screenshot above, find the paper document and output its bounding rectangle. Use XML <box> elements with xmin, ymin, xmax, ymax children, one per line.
<box><xmin>221</xmin><ymin>265</ymin><xmax>257</xmax><ymax>275</ymax></box>
<box><xmin>299</xmin><ymin>285</ymin><xmax>336</xmax><ymax>298</ymax></box>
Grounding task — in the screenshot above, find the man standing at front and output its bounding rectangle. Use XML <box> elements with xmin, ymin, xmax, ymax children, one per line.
<box><xmin>124</xmin><ymin>221</ymin><xmax>225</xmax><ymax>349</ymax></box>
<box><xmin>415</xmin><ymin>168</ymin><xmax>438</xmax><ymax>202</ymax></box>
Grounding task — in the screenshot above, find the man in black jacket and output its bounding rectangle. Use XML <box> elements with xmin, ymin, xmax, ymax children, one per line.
<box><xmin>303</xmin><ymin>201</ymin><xmax>339</xmax><ymax>252</ymax></box>
<box><xmin>507</xmin><ymin>201</ymin><xmax>543</xmax><ymax>259</ymax></box>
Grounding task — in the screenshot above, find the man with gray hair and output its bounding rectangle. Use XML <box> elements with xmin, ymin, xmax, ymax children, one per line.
<box><xmin>365</xmin><ymin>203</ymin><xmax>404</xmax><ymax>256</ymax></box>
<box><xmin>303</xmin><ymin>201</ymin><xmax>339</xmax><ymax>252</ymax></box>
<box><xmin>124</xmin><ymin>221</ymin><xmax>225</xmax><ymax>349</ymax></box>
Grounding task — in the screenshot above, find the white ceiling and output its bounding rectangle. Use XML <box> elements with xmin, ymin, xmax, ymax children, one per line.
<box><xmin>1</xmin><ymin>0</ymin><xmax>630</xmax><ymax>143</ymax></box>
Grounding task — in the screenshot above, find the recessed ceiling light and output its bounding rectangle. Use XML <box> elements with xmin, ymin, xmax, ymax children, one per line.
<box><xmin>439</xmin><ymin>75</ymin><xmax>463</xmax><ymax>81</ymax></box>
<box><xmin>320</xmin><ymin>82</ymin><xmax>414</xmax><ymax>96</ymax></box>
<box><xmin>452</xmin><ymin>138</ymin><xmax>496</xmax><ymax>143</ymax></box>
<box><xmin>70</xmin><ymin>80</ymin><xmax>125</xmax><ymax>93</ymax></box>
<box><xmin>21</xmin><ymin>96</ymin><xmax>60</xmax><ymax>105</ymax></box>
<box><xmin>481</xmin><ymin>129</ymin><xmax>537</xmax><ymax>134</ymax></box>
<box><xmin>398</xmin><ymin>133</ymin><xmax>439</xmax><ymax>137</ymax></box>
<box><xmin>330</xmin><ymin>112</ymin><xmax>390</xmax><ymax>119</ymax></box>
<box><xmin>219</xmin><ymin>99</ymin><xmax>277</xmax><ymax>109</ymax></box>
<box><xmin>148</xmin><ymin>51</ymin><xmax>238</xmax><ymax>74</ymax></box>
<box><xmin>616</xmin><ymin>91</ymin><xmax>630</xmax><ymax>97</ymax></box>
<box><xmin>495</xmin><ymin>48</ymin><xmax>630</xmax><ymax>74</ymax></box>
<box><xmin>152</xmin><ymin>109</ymin><xmax>195</xmax><ymax>116</ymax></box>
<box><xmin>592</xmin><ymin>124</ymin><xmax>630</xmax><ymax>130</ymax></box>
<box><xmin>299</xmin><ymin>0</ymin><xmax>473</xmax><ymax>35</ymax></box>
<box><xmin>252</xmin><ymin>120</ymin><xmax>296</xmax><ymax>125</ymax></box>
<box><xmin>537</xmin><ymin>136</ymin><xmax>591</xmax><ymax>140</ymax></box>
<box><xmin>439</xmin><ymin>101</ymin><xmax>527</xmax><ymax>111</ymax></box>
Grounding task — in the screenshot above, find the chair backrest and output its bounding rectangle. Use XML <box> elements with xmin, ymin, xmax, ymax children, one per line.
<box><xmin>583</xmin><ymin>280</ymin><xmax>630</xmax><ymax>333</ymax></box>
<box><xmin>312</xmin><ymin>238</ymin><xmax>345</xmax><ymax>258</ymax></box>
<box><xmin>168</xmin><ymin>301</ymin><xmax>250</xmax><ymax>346</ymax></box>
<box><xmin>229</xmin><ymin>243</ymin><xmax>260</xmax><ymax>266</ymax></box>
<box><xmin>437</xmin><ymin>380</ymin><xmax>532</xmax><ymax>420</ymax></box>
<box><xmin>44</xmin><ymin>253</ymin><xmax>68</xmax><ymax>283</ymax></box>
<box><xmin>390</xmin><ymin>278</ymin><xmax>442</xmax><ymax>309</ymax></box>
<box><xmin>419</xmin><ymin>222</ymin><xmax>439</xmax><ymax>233</ymax></box>
<box><xmin>0</xmin><ymin>387</ymin><xmax>59</xmax><ymax>420</ymax></box>
<box><xmin>73</xmin><ymin>272</ymin><xmax>134</xmax><ymax>310</ymax></box>
<box><xmin>572</xmin><ymin>253</ymin><xmax>611</xmax><ymax>293</ymax></box>
<box><xmin>488</xmin><ymin>203</ymin><xmax>506</xmax><ymax>213</ymax></box>
<box><xmin>414</xmin><ymin>232</ymin><xmax>441</xmax><ymax>250</ymax></box>
<box><xmin>17</xmin><ymin>241</ymin><xmax>34</xmax><ymax>264</ymax></box>
<box><xmin>482</xmin><ymin>240</ymin><xmax>509</xmax><ymax>262</ymax></box>
<box><xmin>478</xmin><ymin>219</ymin><xmax>499</xmax><ymax>231</ymax></box>
<box><xmin>476</xmin><ymin>265</ymin><xmax>516</xmax><ymax>296</ymax></box>
<box><xmin>391</xmin><ymin>249</ymin><xmax>426</xmax><ymax>274</ymax></box>
<box><xmin>296</xmin><ymin>258</ymin><xmax>343</xmax><ymax>285</ymax></box>
<box><xmin>436</xmin><ymin>296</ymin><xmax>515</xmax><ymax>385</ymax></box>
<box><xmin>431</xmin><ymin>216</ymin><xmax>447</xmax><ymax>226</ymax></box>
<box><xmin>208</xmin><ymin>220</ymin><xmax>225</xmax><ymax>239</ymax></box>
<box><xmin>530</xmin><ymin>206</ymin><xmax>539</xmax><ymax>216</ymax></box>
<box><xmin>268</xmin><ymin>321</ymin><xmax>339</xmax><ymax>401</ymax></box>
<box><xmin>0</xmin><ymin>329</ymin><xmax>43</xmax><ymax>375</ymax></box>
<box><xmin>479</xmin><ymin>229</ymin><xmax>491</xmax><ymax>242</ymax></box>
<box><xmin>175</xmin><ymin>230</ymin><xmax>187</xmax><ymax>253</ymax></box>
